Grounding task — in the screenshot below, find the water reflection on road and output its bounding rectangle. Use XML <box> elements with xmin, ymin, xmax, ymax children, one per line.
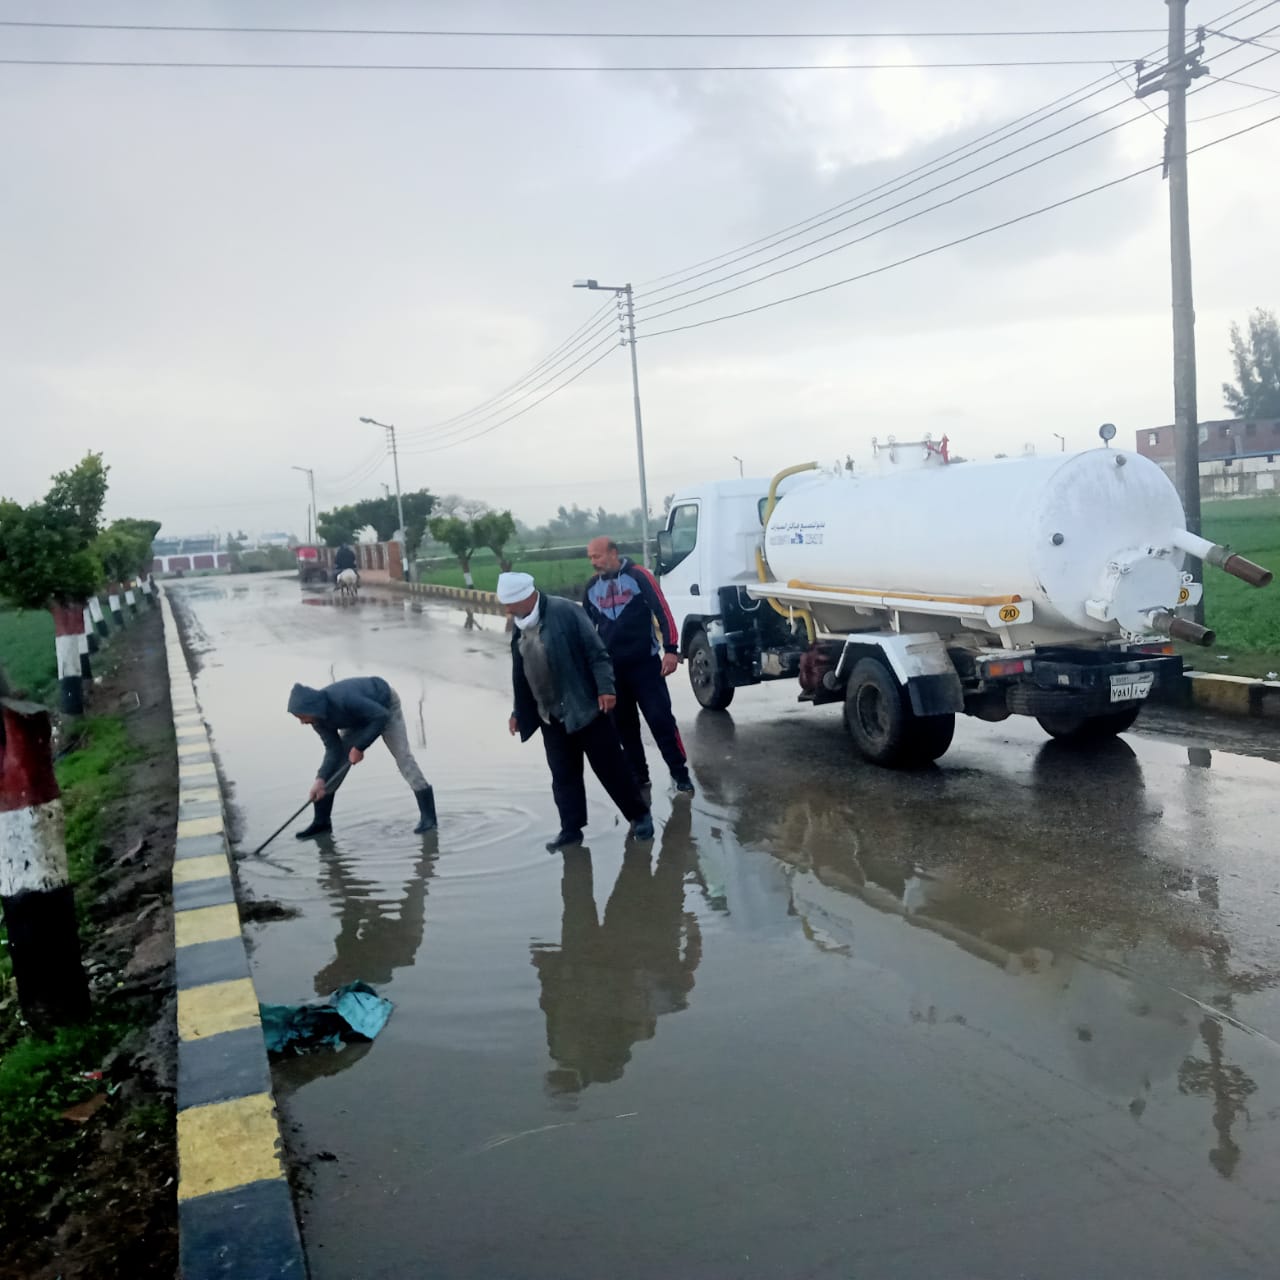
<box><xmin>172</xmin><ymin>575</ymin><xmax>1280</xmax><ymax>1279</ymax></box>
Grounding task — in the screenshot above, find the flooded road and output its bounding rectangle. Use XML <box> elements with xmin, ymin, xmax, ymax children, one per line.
<box><xmin>172</xmin><ymin>573</ymin><xmax>1280</xmax><ymax>1280</ymax></box>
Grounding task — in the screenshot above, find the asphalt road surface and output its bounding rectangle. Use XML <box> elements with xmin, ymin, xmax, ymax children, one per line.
<box><xmin>171</xmin><ymin>574</ymin><xmax>1280</xmax><ymax>1280</ymax></box>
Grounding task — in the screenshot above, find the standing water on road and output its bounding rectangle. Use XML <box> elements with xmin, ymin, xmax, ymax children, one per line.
<box><xmin>172</xmin><ymin>574</ymin><xmax>1280</xmax><ymax>1280</ymax></box>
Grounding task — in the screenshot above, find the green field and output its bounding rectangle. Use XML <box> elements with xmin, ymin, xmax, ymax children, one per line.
<box><xmin>419</xmin><ymin>552</ymin><xmax>593</xmax><ymax>594</ymax></box>
<box><xmin>0</xmin><ymin>608</ymin><xmax>55</xmax><ymax>697</ymax></box>
<box><xmin>1193</xmin><ymin>498</ymin><xmax>1280</xmax><ymax>676</ymax></box>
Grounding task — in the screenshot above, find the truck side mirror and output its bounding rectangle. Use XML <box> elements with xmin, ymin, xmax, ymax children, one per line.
<box><xmin>655</xmin><ymin>530</ymin><xmax>674</xmax><ymax>575</ymax></box>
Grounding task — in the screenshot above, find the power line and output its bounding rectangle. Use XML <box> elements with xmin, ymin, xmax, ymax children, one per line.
<box><xmin>395</xmin><ymin>304</ymin><xmax>619</xmax><ymax>441</ymax></box>
<box><xmin>633</xmin><ymin>0</ymin><xmax>1277</xmax><ymax>290</ymax></box>
<box><xmin>636</xmin><ymin>107</ymin><xmax>1280</xmax><ymax>341</ymax></box>
<box><xmin>637</xmin><ymin>90</ymin><xmax>1147</xmax><ymax>311</ymax></box>
<box><xmin>397</xmin><ymin>345</ymin><xmax>620</xmax><ymax>455</ymax></box>
<box><xmin>0</xmin><ymin>57</ymin><xmax>1138</xmax><ymax>71</ymax></box>
<box><xmin>0</xmin><ymin>20</ymin><xmax>1170</xmax><ymax>40</ymax></box>
<box><xmin>398</xmin><ymin>331</ymin><xmax>621</xmax><ymax>450</ymax></box>
<box><xmin>635</xmin><ymin>103</ymin><xmax>1158</xmax><ymax>323</ymax></box>
<box><xmin>634</xmin><ymin>21</ymin><xmax>1280</xmax><ymax>315</ymax></box>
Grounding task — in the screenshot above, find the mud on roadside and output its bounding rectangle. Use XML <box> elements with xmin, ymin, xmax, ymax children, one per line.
<box><xmin>0</xmin><ymin>605</ymin><xmax>179</xmax><ymax>1280</ymax></box>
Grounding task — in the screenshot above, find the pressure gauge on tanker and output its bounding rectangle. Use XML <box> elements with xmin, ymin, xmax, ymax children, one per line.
<box><xmin>1098</xmin><ymin>422</ymin><xmax>1117</xmax><ymax>446</ymax></box>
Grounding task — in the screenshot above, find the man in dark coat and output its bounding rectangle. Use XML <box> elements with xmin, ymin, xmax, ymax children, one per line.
<box><xmin>501</xmin><ymin>571</ymin><xmax>653</xmax><ymax>851</ymax></box>
<box><xmin>288</xmin><ymin>676</ymin><xmax>436</xmax><ymax>837</ymax></box>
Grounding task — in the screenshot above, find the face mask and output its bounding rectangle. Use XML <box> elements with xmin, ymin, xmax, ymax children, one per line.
<box><xmin>513</xmin><ymin>596</ymin><xmax>540</xmax><ymax>630</ymax></box>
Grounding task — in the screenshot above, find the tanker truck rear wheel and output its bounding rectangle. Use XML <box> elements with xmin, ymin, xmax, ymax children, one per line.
<box><xmin>688</xmin><ymin>630</ymin><xmax>735</xmax><ymax>711</ymax></box>
<box><xmin>1036</xmin><ymin>703</ymin><xmax>1143</xmax><ymax>743</ymax></box>
<box><xmin>843</xmin><ymin>658</ymin><xmax>954</xmax><ymax>768</ymax></box>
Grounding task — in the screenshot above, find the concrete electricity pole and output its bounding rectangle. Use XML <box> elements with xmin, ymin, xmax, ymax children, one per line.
<box><xmin>291</xmin><ymin>466</ymin><xmax>317</xmax><ymax>543</ymax></box>
<box><xmin>573</xmin><ymin>279</ymin><xmax>651</xmax><ymax>567</ymax></box>
<box><xmin>358</xmin><ymin>417</ymin><xmax>412</xmax><ymax>581</ymax></box>
<box><xmin>1135</xmin><ymin>0</ymin><xmax>1207</xmax><ymax>619</ymax></box>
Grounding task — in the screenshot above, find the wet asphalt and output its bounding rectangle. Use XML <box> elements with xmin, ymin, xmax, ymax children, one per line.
<box><xmin>170</xmin><ymin>574</ymin><xmax>1280</xmax><ymax>1280</ymax></box>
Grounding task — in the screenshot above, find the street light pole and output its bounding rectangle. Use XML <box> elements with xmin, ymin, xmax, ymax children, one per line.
<box><xmin>358</xmin><ymin>416</ymin><xmax>411</xmax><ymax>581</ymax></box>
<box><xmin>1052</xmin><ymin>434</ymin><xmax>1065</xmax><ymax>453</ymax></box>
<box><xmin>574</xmin><ymin>278</ymin><xmax>651</xmax><ymax>567</ymax></box>
<box><xmin>733</xmin><ymin>455</ymin><xmax>745</xmax><ymax>477</ymax></box>
<box><xmin>291</xmin><ymin>466</ymin><xmax>317</xmax><ymax>542</ymax></box>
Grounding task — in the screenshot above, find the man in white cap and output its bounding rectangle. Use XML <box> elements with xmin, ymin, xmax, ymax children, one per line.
<box><xmin>501</xmin><ymin>571</ymin><xmax>654</xmax><ymax>850</ymax></box>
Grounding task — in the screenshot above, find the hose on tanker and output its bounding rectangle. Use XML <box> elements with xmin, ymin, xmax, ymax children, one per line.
<box><xmin>758</xmin><ymin>462</ymin><xmax>820</xmax><ymax>645</ymax></box>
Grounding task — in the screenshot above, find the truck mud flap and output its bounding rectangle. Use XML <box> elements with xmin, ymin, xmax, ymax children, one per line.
<box><xmin>907</xmin><ymin>672</ymin><xmax>965</xmax><ymax>717</ymax></box>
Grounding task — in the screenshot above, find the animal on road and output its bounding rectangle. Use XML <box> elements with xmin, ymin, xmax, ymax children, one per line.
<box><xmin>335</xmin><ymin>568</ymin><xmax>359</xmax><ymax>603</ymax></box>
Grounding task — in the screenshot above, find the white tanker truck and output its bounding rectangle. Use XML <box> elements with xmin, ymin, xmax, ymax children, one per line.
<box><xmin>656</xmin><ymin>430</ymin><xmax>1273</xmax><ymax>767</ymax></box>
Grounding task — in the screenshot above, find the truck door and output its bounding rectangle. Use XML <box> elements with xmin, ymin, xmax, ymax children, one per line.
<box><xmin>658</xmin><ymin>501</ymin><xmax>704</xmax><ymax>644</ymax></box>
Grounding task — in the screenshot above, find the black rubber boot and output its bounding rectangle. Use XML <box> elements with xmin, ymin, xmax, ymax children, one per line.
<box><xmin>296</xmin><ymin>794</ymin><xmax>334</xmax><ymax>839</ymax></box>
<box><xmin>545</xmin><ymin>828</ymin><xmax>584</xmax><ymax>852</ymax></box>
<box><xmin>413</xmin><ymin>786</ymin><xmax>438</xmax><ymax>834</ymax></box>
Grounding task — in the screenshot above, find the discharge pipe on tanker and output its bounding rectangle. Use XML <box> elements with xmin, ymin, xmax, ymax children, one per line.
<box><xmin>1170</xmin><ymin>529</ymin><xmax>1274</xmax><ymax>588</ymax></box>
<box><xmin>1144</xmin><ymin>610</ymin><xmax>1216</xmax><ymax>647</ymax></box>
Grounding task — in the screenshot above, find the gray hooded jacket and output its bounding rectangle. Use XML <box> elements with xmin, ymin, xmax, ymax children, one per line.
<box><xmin>288</xmin><ymin>676</ymin><xmax>394</xmax><ymax>779</ymax></box>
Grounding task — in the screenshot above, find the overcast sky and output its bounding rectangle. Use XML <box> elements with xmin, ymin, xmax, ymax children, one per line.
<box><xmin>3</xmin><ymin>0</ymin><xmax>1279</xmax><ymax>538</ymax></box>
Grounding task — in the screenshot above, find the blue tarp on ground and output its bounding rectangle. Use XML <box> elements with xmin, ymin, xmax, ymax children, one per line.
<box><xmin>260</xmin><ymin>981</ymin><xmax>394</xmax><ymax>1056</ymax></box>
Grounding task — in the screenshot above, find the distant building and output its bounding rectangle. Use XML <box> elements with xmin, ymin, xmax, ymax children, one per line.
<box><xmin>256</xmin><ymin>531</ymin><xmax>294</xmax><ymax>549</ymax></box>
<box><xmin>1135</xmin><ymin>419</ymin><xmax>1280</xmax><ymax>499</ymax></box>
<box><xmin>151</xmin><ymin>535</ymin><xmax>231</xmax><ymax>576</ymax></box>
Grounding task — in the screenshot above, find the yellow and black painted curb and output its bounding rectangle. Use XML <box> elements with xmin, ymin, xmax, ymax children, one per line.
<box><xmin>1184</xmin><ymin>670</ymin><xmax>1280</xmax><ymax>718</ymax></box>
<box><xmin>388</xmin><ymin>580</ymin><xmax>506</xmax><ymax>615</ymax></box>
<box><xmin>160</xmin><ymin>591</ymin><xmax>306</xmax><ymax>1279</ymax></box>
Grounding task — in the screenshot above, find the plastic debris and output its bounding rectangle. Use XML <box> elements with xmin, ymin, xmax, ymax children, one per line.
<box><xmin>259</xmin><ymin>981</ymin><xmax>393</xmax><ymax>1057</ymax></box>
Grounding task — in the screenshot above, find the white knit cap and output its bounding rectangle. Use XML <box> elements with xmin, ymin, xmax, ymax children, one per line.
<box><xmin>496</xmin><ymin>571</ymin><xmax>536</xmax><ymax>605</ymax></box>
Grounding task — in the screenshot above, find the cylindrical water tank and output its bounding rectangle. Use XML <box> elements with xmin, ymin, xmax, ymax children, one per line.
<box><xmin>763</xmin><ymin>450</ymin><xmax>1190</xmax><ymax>639</ymax></box>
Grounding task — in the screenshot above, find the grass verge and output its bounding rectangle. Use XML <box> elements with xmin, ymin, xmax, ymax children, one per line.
<box><xmin>421</xmin><ymin>554</ymin><xmax>594</xmax><ymax>593</ymax></box>
<box><xmin>0</xmin><ymin>607</ymin><xmax>55</xmax><ymax>698</ymax></box>
<box><xmin>1192</xmin><ymin>499</ymin><xmax>1280</xmax><ymax>678</ymax></box>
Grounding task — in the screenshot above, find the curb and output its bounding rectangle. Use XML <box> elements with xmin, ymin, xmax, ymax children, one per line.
<box><xmin>160</xmin><ymin>590</ymin><xmax>306</xmax><ymax>1279</ymax></box>
<box><xmin>386</xmin><ymin>580</ymin><xmax>507</xmax><ymax>616</ymax></box>
<box><xmin>1184</xmin><ymin>670</ymin><xmax>1280</xmax><ymax>719</ymax></box>
<box><xmin>1151</xmin><ymin>668</ymin><xmax>1280</xmax><ymax>719</ymax></box>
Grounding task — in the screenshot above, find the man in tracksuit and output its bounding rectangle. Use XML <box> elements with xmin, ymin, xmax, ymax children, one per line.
<box><xmin>583</xmin><ymin>538</ymin><xmax>694</xmax><ymax>803</ymax></box>
<box><xmin>288</xmin><ymin>676</ymin><xmax>437</xmax><ymax>837</ymax></box>
<box><xmin>501</xmin><ymin>571</ymin><xmax>654</xmax><ymax>852</ymax></box>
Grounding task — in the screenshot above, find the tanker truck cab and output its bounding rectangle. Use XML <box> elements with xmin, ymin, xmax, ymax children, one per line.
<box><xmin>657</xmin><ymin>477</ymin><xmax>818</xmax><ymax>712</ymax></box>
<box><xmin>658</xmin><ymin>436</ymin><xmax>1274</xmax><ymax>768</ymax></box>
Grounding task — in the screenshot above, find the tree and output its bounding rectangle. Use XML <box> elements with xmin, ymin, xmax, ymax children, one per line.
<box><xmin>44</xmin><ymin>452</ymin><xmax>109</xmax><ymax>547</ymax></box>
<box><xmin>0</xmin><ymin>500</ymin><xmax>103</xmax><ymax>608</ymax></box>
<box><xmin>472</xmin><ymin>510</ymin><xmax>517</xmax><ymax>572</ymax></box>
<box><xmin>93</xmin><ymin>519</ymin><xmax>160</xmax><ymax>585</ymax></box>
<box><xmin>428</xmin><ymin>516</ymin><xmax>479</xmax><ymax>587</ymax></box>
<box><xmin>317</xmin><ymin>488</ymin><xmax>435</xmax><ymax>556</ymax></box>
<box><xmin>1223</xmin><ymin>308</ymin><xmax>1280</xmax><ymax>419</ymax></box>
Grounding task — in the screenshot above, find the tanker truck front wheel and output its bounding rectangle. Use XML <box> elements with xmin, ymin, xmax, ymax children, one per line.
<box><xmin>688</xmin><ymin>630</ymin><xmax>735</xmax><ymax>711</ymax></box>
<box><xmin>843</xmin><ymin>658</ymin><xmax>955</xmax><ymax>768</ymax></box>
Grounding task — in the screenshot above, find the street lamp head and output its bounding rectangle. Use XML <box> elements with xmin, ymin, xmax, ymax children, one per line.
<box><xmin>573</xmin><ymin>279</ymin><xmax>599</xmax><ymax>290</ymax></box>
<box><xmin>358</xmin><ymin>416</ymin><xmax>376</xmax><ymax>424</ymax></box>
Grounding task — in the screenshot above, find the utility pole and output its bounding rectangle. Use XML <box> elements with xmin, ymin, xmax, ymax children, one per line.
<box><xmin>1135</xmin><ymin>1</ymin><xmax>1208</xmax><ymax>620</ymax></box>
<box><xmin>574</xmin><ymin>278</ymin><xmax>651</xmax><ymax>567</ymax></box>
<box><xmin>291</xmin><ymin>466</ymin><xmax>317</xmax><ymax>543</ymax></box>
<box><xmin>358</xmin><ymin>418</ymin><xmax>412</xmax><ymax>581</ymax></box>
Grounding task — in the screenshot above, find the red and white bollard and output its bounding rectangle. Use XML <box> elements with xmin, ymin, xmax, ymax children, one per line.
<box><xmin>82</xmin><ymin>604</ymin><xmax>99</xmax><ymax>656</ymax></box>
<box><xmin>0</xmin><ymin>698</ymin><xmax>90</xmax><ymax>1028</ymax></box>
<box><xmin>50</xmin><ymin>603</ymin><xmax>85</xmax><ymax>717</ymax></box>
<box><xmin>88</xmin><ymin>595</ymin><xmax>109</xmax><ymax>640</ymax></box>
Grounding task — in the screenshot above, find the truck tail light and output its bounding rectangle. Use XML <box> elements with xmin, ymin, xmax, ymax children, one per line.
<box><xmin>1130</xmin><ymin>643</ymin><xmax>1174</xmax><ymax>655</ymax></box>
<box><xmin>983</xmin><ymin>659</ymin><xmax>1029</xmax><ymax>678</ymax></box>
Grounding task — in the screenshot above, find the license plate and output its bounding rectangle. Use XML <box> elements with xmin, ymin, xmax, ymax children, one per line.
<box><xmin>1110</xmin><ymin>672</ymin><xmax>1155</xmax><ymax>703</ymax></box>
